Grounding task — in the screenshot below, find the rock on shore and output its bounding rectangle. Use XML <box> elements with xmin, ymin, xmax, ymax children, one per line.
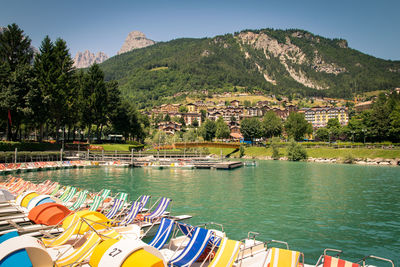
<box><xmin>235</xmin><ymin>155</ymin><xmax>399</xmax><ymax>166</ymax></box>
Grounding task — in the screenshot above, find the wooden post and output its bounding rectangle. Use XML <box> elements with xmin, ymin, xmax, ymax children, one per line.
<box><xmin>14</xmin><ymin>148</ymin><xmax>17</xmax><ymax>163</ymax></box>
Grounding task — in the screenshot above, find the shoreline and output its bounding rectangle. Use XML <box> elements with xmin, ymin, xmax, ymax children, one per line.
<box><xmin>237</xmin><ymin>155</ymin><xmax>400</xmax><ymax>166</ymax></box>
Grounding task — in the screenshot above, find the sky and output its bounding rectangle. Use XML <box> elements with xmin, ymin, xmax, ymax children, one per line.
<box><xmin>1</xmin><ymin>0</ymin><xmax>399</xmax><ymax>60</ymax></box>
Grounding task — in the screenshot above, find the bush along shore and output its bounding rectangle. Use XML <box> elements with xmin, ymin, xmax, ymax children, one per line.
<box><xmin>239</xmin><ymin>155</ymin><xmax>400</xmax><ymax>166</ymax></box>
<box><xmin>209</xmin><ymin>145</ymin><xmax>400</xmax><ymax>166</ymax></box>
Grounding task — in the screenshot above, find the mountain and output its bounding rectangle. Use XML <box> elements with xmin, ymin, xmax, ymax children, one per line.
<box><xmin>99</xmin><ymin>28</ymin><xmax>400</xmax><ymax>108</ymax></box>
<box><xmin>73</xmin><ymin>50</ymin><xmax>108</xmax><ymax>68</ymax></box>
<box><xmin>117</xmin><ymin>31</ymin><xmax>155</xmax><ymax>55</ymax></box>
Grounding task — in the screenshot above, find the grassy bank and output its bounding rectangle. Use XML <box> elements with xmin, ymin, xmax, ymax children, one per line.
<box><xmin>100</xmin><ymin>144</ymin><xmax>132</xmax><ymax>151</ymax></box>
<box><xmin>98</xmin><ymin>144</ymin><xmax>400</xmax><ymax>160</ymax></box>
<box><xmin>209</xmin><ymin>147</ymin><xmax>400</xmax><ymax>159</ymax></box>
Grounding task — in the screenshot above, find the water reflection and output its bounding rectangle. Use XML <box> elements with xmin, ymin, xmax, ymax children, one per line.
<box><xmin>10</xmin><ymin>161</ymin><xmax>400</xmax><ymax>264</ymax></box>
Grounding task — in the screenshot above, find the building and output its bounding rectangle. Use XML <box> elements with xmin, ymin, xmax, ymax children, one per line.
<box><xmin>206</xmin><ymin>101</ymin><xmax>216</xmax><ymax>106</ymax></box>
<box><xmin>157</xmin><ymin>121</ymin><xmax>182</xmax><ymax>135</ymax></box>
<box><xmin>186</xmin><ymin>103</ymin><xmax>197</xmax><ymax>113</ymax></box>
<box><xmin>230</xmin><ymin>100</ymin><xmax>240</xmax><ymax>107</ymax></box>
<box><xmin>182</xmin><ymin>113</ymin><xmax>202</xmax><ymax>126</ymax></box>
<box><xmin>300</xmin><ymin>107</ymin><xmax>349</xmax><ymax>128</ymax></box>
<box><xmin>256</xmin><ymin>100</ymin><xmax>269</xmax><ymax>107</ymax></box>
<box><xmin>159</xmin><ymin>104</ymin><xmax>181</xmax><ymax>113</ymax></box>
<box><xmin>354</xmin><ymin>101</ymin><xmax>373</xmax><ymax>113</ymax></box>
<box><xmin>230</xmin><ymin>125</ymin><xmax>243</xmax><ymax>140</ymax></box>
<box><xmin>245</xmin><ymin>107</ymin><xmax>262</xmax><ymax>117</ymax></box>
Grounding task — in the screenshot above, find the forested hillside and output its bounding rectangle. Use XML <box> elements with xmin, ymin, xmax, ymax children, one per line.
<box><xmin>100</xmin><ymin>28</ymin><xmax>400</xmax><ymax>108</ymax></box>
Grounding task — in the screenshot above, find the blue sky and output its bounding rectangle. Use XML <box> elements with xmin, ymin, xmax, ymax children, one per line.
<box><xmin>1</xmin><ymin>0</ymin><xmax>399</xmax><ymax>60</ymax></box>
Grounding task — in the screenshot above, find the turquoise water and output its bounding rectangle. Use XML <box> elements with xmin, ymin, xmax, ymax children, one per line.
<box><xmin>14</xmin><ymin>161</ymin><xmax>400</xmax><ymax>264</ymax></box>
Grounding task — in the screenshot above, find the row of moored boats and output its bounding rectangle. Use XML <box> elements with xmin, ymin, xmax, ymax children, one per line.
<box><xmin>0</xmin><ymin>176</ymin><xmax>395</xmax><ymax>266</ymax></box>
<box><xmin>0</xmin><ymin>160</ymin><xmax>100</xmax><ymax>174</ymax></box>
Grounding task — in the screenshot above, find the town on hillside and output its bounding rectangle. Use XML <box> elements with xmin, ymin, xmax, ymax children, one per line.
<box><xmin>143</xmin><ymin>90</ymin><xmax>397</xmax><ymax>141</ymax></box>
<box><xmin>144</xmin><ymin>93</ymin><xmax>372</xmax><ymax>141</ymax></box>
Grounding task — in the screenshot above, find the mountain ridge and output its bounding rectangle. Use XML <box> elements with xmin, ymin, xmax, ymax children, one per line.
<box><xmin>99</xmin><ymin>28</ymin><xmax>400</xmax><ymax>108</ymax></box>
<box><xmin>73</xmin><ymin>50</ymin><xmax>108</xmax><ymax>68</ymax></box>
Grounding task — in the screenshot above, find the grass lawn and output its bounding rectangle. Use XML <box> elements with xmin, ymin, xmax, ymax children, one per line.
<box><xmin>100</xmin><ymin>144</ymin><xmax>132</xmax><ymax>151</ymax></box>
<box><xmin>99</xmin><ymin>144</ymin><xmax>400</xmax><ymax>159</ymax></box>
<box><xmin>210</xmin><ymin>146</ymin><xmax>400</xmax><ymax>159</ymax></box>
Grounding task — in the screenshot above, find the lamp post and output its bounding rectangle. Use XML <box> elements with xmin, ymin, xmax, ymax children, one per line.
<box><xmin>328</xmin><ymin>130</ymin><xmax>331</xmax><ymax>144</ymax></box>
<box><xmin>362</xmin><ymin>129</ymin><xmax>367</xmax><ymax>144</ymax></box>
<box><xmin>351</xmin><ymin>131</ymin><xmax>355</xmax><ymax>143</ymax></box>
<box><xmin>58</xmin><ymin>128</ymin><xmax>64</xmax><ymax>151</ymax></box>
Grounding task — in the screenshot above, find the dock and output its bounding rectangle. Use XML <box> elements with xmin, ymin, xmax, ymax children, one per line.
<box><xmin>193</xmin><ymin>161</ymin><xmax>243</xmax><ymax>169</ymax></box>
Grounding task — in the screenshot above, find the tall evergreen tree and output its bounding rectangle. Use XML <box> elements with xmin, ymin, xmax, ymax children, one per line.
<box><xmin>0</xmin><ymin>24</ymin><xmax>34</xmax><ymax>140</ymax></box>
<box><xmin>0</xmin><ymin>23</ymin><xmax>33</xmax><ymax>71</ymax></box>
<box><xmin>80</xmin><ymin>63</ymin><xmax>106</xmax><ymax>142</ymax></box>
<box><xmin>31</xmin><ymin>36</ymin><xmax>54</xmax><ymax>141</ymax></box>
<box><xmin>52</xmin><ymin>38</ymin><xmax>75</xmax><ymax>141</ymax></box>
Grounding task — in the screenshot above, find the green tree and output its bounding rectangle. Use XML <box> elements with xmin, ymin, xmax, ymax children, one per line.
<box><xmin>326</xmin><ymin>118</ymin><xmax>342</xmax><ymax>141</ymax></box>
<box><xmin>315</xmin><ymin>127</ymin><xmax>329</xmax><ymax>142</ymax></box>
<box><xmin>199</xmin><ymin>119</ymin><xmax>216</xmax><ymax>141</ymax></box>
<box><xmin>215</xmin><ymin>116</ymin><xmax>230</xmax><ymax>139</ymax></box>
<box><xmin>389</xmin><ymin>106</ymin><xmax>400</xmax><ymax>142</ymax></box>
<box><xmin>200</xmin><ymin>109</ymin><xmax>207</xmax><ymax>123</ymax></box>
<box><xmin>270</xmin><ymin>137</ymin><xmax>281</xmax><ymax>160</ymax></box>
<box><xmin>183</xmin><ymin>128</ymin><xmax>198</xmax><ymax>142</ymax></box>
<box><xmin>262</xmin><ymin>111</ymin><xmax>283</xmax><ymax>138</ymax></box>
<box><xmin>327</xmin><ymin>118</ymin><xmax>341</xmax><ymax>129</ymax></box>
<box><xmin>286</xmin><ymin>139</ymin><xmax>307</xmax><ymax>161</ymax></box>
<box><xmin>284</xmin><ymin>113</ymin><xmax>312</xmax><ymax>141</ymax></box>
<box><xmin>0</xmin><ymin>24</ymin><xmax>34</xmax><ymax>140</ymax></box>
<box><xmin>80</xmin><ymin>63</ymin><xmax>106</xmax><ymax>142</ymax></box>
<box><xmin>179</xmin><ymin>106</ymin><xmax>188</xmax><ymax>113</ymax></box>
<box><xmin>370</xmin><ymin>93</ymin><xmax>392</xmax><ymax>142</ymax></box>
<box><xmin>240</xmin><ymin>117</ymin><xmax>262</xmax><ymax>142</ymax></box>
<box><xmin>110</xmin><ymin>100</ymin><xmax>130</xmax><ymax>139</ymax></box>
<box><xmin>239</xmin><ymin>145</ymin><xmax>245</xmax><ymax>158</ymax></box>
<box><xmin>0</xmin><ymin>65</ymin><xmax>35</xmax><ymax>140</ymax></box>
<box><xmin>192</xmin><ymin>119</ymin><xmax>199</xmax><ymax>127</ymax></box>
<box><xmin>164</xmin><ymin>113</ymin><xmax>171</xmax><ymax>122</ymax></box>
<box><xmin>153</xmin><ymin>130</ymin><xmax>167</xmax><ymax>146</ymax></box>
<box><xmin>0</xmin><ymin>23</ymin><xmax>33</xmax><ymax>72</ymax></box>
<box><xmin>52</xmin><ymin>38</ymin><xmax>75</xmax><ymax>141</ymax></box>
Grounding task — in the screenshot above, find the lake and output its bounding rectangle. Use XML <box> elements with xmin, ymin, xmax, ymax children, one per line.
<box><xmin>15</xmin><ymin>160</ymin><xmax>400</xmax><ymax>265</ymax></box>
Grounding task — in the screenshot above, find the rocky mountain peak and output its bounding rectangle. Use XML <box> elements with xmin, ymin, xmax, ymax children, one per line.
<box><xmin>73</xmin><ymin>50</ymin><xmax>108</xmax><ymax>69</ymax></box>
<box><xmin>117</xmin><ymin>31</ymin><xmax>155</xmax><ymax>55</ymax></box>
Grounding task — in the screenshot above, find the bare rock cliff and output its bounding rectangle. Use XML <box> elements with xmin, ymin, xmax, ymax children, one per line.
<box><xmin>73</xmin><ymin>50</ymin><xmax>108</xmax><ymax>69</ymax></box>
<box><xmin>237</xmin><ymin>31</ymin><xmax>347</xmax><ymax>90</ymax></box>
<box><xmin>118</xmin><ymin>31</ymin><xmax>155</xmax><ymax>55</ymax></box>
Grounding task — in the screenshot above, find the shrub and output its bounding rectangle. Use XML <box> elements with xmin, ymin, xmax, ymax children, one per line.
<box><xmin>128</xmin><ymin>144</ymin><xmax>145</xmax><ymax>151</ymax></box>
<box><xmin>343</xmin><ymin>153</ymin><xmax>355</xmax><ymax>164</ymax></box>
<box><xmin>286</xmin><ymin>139</ymin><xmax>307</xmax><ymax>161</ymax></box>
<box><xmin>0</xmin><ymin>142</ymin><xmax>61</xmax><ymax>151</ymax></box>
<box><xmin>0</xmin><ymin>151</ymin><xmax>64</xmax><ymax>163</ymax></box>
<box><xmin>270</xmin><ymin>137</ymin><xmax>281</xmax><ymax>160</ymax></box>
<box><xmin>239</xmin><ymin>145</ymin><xmax>245</xmax><ymax>158</ymax></box>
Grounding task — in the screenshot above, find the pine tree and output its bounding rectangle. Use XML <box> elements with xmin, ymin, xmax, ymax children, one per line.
<box><xmin>32</xmin><ymin>36</ymin><xmax>54</xmax><ymax>141</ymax></box>
<box><xmin>0</xmin><ymin>24</ymin><xmax>34</xmax><ymax>140</ymax></box>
